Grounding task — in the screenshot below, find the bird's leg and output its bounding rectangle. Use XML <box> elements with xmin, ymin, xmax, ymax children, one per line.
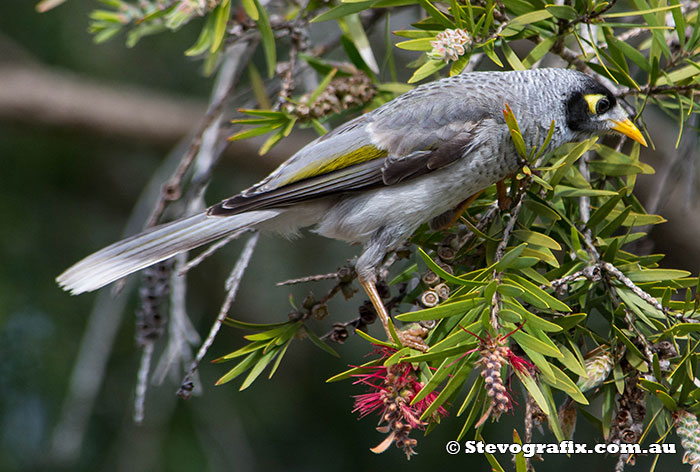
<box><xmin>430</xmin><ymin>190</ymin><xmax>484</xmax><ymax>230</ymax></box>
<box><xmin>496</xmin><ymin>179</ymin><xmax>512</xmax><ymax>210</ymax></box>
<box><xmin>359</xmin><ymin>278</ymin><xmax>429</xmax><ymax>352</ymax></box>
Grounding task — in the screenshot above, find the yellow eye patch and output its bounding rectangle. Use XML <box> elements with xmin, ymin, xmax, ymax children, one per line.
<box><xmin>584</xmin><ymin>94</ymin><xmax>607</xmax><ymax>115</ymax></box>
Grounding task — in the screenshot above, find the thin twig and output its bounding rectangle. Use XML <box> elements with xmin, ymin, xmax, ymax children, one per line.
<box><xmin>180</xmin><ymin>230</ymin><xmax>251</xmax><ymax>276</ymax></box>
<box><xmin>543</xmin><ymin>268</ymin><xmax>591</xmax><ymax>291</ymax></box>
<box><xmin>145</xmin><ymin>41</ymin><xmax>258</xmax><ymax>228</ymax></box>
<box><xmin>277</xmin><ymin>272</ymin><xmax>340</xmax><ymax>286</ymax></box>
<box><xmin>178</xmin><ymin>232</ymin><xmax>260</xmax><ymax>399</ymax></box>
<box><xmin>619</xmin><ymin>83</ymin><xmax>700</xmax><ymax>96</ymax></box>
<box><xmin>600</xmin><ymin>261</ymin><xmax>669</xmax><ymax>315</ymax></box>
<box><xmin>152</xmin><ymin>252</ymin><xmax>201</xmax><ymax>387</ymax></box>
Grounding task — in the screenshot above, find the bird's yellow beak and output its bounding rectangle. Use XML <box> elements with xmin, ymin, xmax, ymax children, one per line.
<box><xmin>609</xmin><ymin>118</ymin><xmax>647</xmax><ymax>146</ymax></box>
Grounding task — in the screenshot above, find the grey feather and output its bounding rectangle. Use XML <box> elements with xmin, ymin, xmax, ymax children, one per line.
<box><xmin>57</xmin><ymin>210</ymin><xmax>281</xmax><ymax>294</ymax></box>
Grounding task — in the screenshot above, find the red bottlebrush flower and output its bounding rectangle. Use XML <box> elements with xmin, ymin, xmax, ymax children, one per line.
<box><xmin>351</xmin><ymin>346</ymin><xmax>448</xmax><ymax>459</ymax></box>
<box><xmin>461</xmin><ymin>323</ymin><xmax>536</xmax><ymax>425</ymax></box>
<box><xmin>507</xmin><ymin>349</ymin><xmax>535</xmax><ymax>375</ymax></box>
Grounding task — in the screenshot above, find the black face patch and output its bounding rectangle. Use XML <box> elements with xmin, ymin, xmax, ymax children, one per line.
<box><xmin>565</xmin><ymin>77</ymin><xmax>617</xmax><ymax>132</ymax></box>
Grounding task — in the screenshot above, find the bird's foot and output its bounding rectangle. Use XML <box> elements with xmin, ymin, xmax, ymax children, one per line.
<box><xmin>496</xmin><ymin>179</ymin><xmax>512</xmax><ymax>210</ymax></box>
<box><xmin>498</xmin><ymin>195</ymin><xmax>513</xmax><ymax>211</ymax></box>
<box><xmin>397</xmin><ymin>324</ymin><xmax>429</xmax><ymax>352</ymax></box>
<box><xmin>358</xmin><ymin>278</ymin><xmax>430</xmax><ymax>352</ymax></box>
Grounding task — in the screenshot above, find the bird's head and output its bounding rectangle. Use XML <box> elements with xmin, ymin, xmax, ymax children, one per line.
<box><xmin>565</xmin><ymin>75</ymin><xmax>647</xmax><ymax>146</ymax></box>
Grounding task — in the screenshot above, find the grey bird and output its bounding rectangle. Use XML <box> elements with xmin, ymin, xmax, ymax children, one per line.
<box><xmin>57</xmin><ymin>68</ymin><xmax>647</xmax><ymax>350</ymax></box>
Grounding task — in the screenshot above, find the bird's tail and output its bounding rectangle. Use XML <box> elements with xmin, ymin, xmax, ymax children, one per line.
<box><xmin>57</xmin><ymin>209</ymin><xmax>281</xmax><ymax>295</ymax></box>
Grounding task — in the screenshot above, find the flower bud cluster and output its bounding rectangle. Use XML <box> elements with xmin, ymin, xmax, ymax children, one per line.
<box><xmin>477</xmin><ymin>338</ymin><xmax>512</xmax><ymax>420</ymax></box>
<box><xmin>577</xmin><ymin>349</ymin><xmax>614</xmax><ymax>392</ymax></box>
<box><xmin>429</xmin><ymin>28</ymin><xmax>472</xmax><ymax>63</ymax></box>
<box><xmin>677</xmin><ymin>410</ymin><xmax>700</xmax><ymax>472</ymax></box>
<box><xmin>284</xmin><ymin>74</ymin><xmax>376</xmax><ymax>120</ymax></box>
<box><xmin>135</xmin><ymin>259</ymin><xmax>174</xmax><ymax>345</ymax></box>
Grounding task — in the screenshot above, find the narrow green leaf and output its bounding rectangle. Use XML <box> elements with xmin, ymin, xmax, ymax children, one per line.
<box><xmin>501</xmin><ymin>41</ymin><xmax>526</xmax><ymax>71</ymax></box>
<box><xmin>223</xmin><ymin>318</ymin><xmax>290</xmax><ymax>330</ymax></box>
<box><xmin>326</xmin><ymin>358</ymin><xmax>383</xmax><ymax>382</ymax></box>
<box><xmin>457</xmin><ymin>375</ymin><xmax>485</xmax><ymax>416</ymax></box>
<box><xmin>555</xmin><ymin>184</ymin><xmax>619</xmax><ymax>197</ymax></box>
<box><xmin>214</xmin><ymin>340</ymin><xmax>268</xmax><ymax>362</ymax></box>
<box><xmin>449</xmin><ymin>53</ymin><xmax>471</xmax><ymax>75</ymax></box>
<box><xmin>496</xmin><ymin>242</ymin><xmax>528</xmax><ymax>270</ymax></box>
<box><xmin>210</xmin><ymin>0</ymin><xmax>231</xmax><ymax>53</ymax></box>
<box><xmin>603</xmin><ymin>4</ymin><xmax>680</xmax><ymax>18</ymax></box>
<box><xmin>395</xmin><ymin>38</ymin><xmax>434</xmax><ymax>51</ymax></box>
<box><xmin>216</xmin><ymin>351</ymin><xmax>261</xmax><ymax>385</ymax></box>
<box><xmin>608</xmin><ymin>33</ymin><xmax>650</xmax><ymax>72</ymax></box>
<box><xmin>247</xmin><ymin>63</ymin><xmax>271</xmax><ymax>109</ymax></box>
<box><xmin>587</xmin><ymin>192</ymin><xmax>622</xmax><ymax>230</ymax></box>
<box><xmin>512</xmin><ymin>330</ymin><xmax>563</xmax><ymax>358</ymax></box>
<box><xmin>354</xmin><ymin>328</ymin><xmax>396</xmax><ymax>348</ymax></box>
<box><xmin>407</xmin><ymin>58</ymin><xmax>446</xmax><ymax>84</ymax></box>
<box><xmin>244</xmin><ymin>322</ymin><xmax>298</xmax><ymax>341</ymax></box>
<box><xmin>501</xmin><ymin>10</ymin><xmax>553</xmax><ymax>36</ymax></box>
<box><xmin>419</xmin><ymin>0</ymin><xmax>455</xmax><ymax>28</ymax></box>
<box><xmin>545</xmin><ymin>4</ymin><xmax>578</xmax><ymax>20</ymax></box>
<box><xmin>513</xmin><ymin>429</ymin><xmax>528</xmax><ymax>472</ymax></box>
<box><xmin>304</xmin><ymin>326</ymin><xmax>340</xmax><ymax>357</ymax></box>
<box><xmin>268</xmin><ymin>340</ymin><xmax>291</xmax><ymax>379</ymax></box>
<box><xmin>497</xmin><ymin>283</ymin><xmax>525</xmax><ymax>298</ymax></box>
<box><xmin>552</xmin><ymin>313</ymin><xmax>587</xmax><ymax>330</ymax></box>
<box><xmin>419</xmin><ymin>361</ymin><xmax>472</xmax><ymax>420</ymax></box>
<box><xmin>457</xmin><ymin>389</ymin><xmax>487</xmax><ymax>440</ymax></box>
<box><xmin>558</xmin><ymin>345</ymin><xmax>587</xmax><ymax>377</ymax></box>
<box><xmin>483</xmin><ymin>448</ymin><xmax>507</xmax><ymax>472</ymax></box>
<box><xmin>654</xmin><ymin>389</ymin><xmax>678</xmax><ymax>410</ymax></box>
<box><xmin>417</xmin><ymin>248</ymin><xmax>487</xmax><ymax>287</ymax></box>
<box><xmin>523</xmin><ymin>36</ymin><xmax>556</xmax><ymax>69</ymax></box>
<box><xmin>625</xmin><ymin>268</ymin><xmax>691</xmax><ymax>283</ymax></box>
<box><xmin>515</xmin><ymin>367</ymin><xmax>548</xmax><ymax>412</ymax></box>
<box><xmin>508</xmin><ymin>274</ymin><xmax>571</xmax><ymax>312</ymax></box>
<box><xmin>239</xmin><ymin>347</ymin><xmax>278</xmax><ymax>390</ymax></box>
<box><xmin>396</xmin><ymin>296</ymin><xmax>484</xmax><ymax>321</ymax></box>
<box><xmin>513</xmin><ymin>230</ymin><xmax>562</xmax><ymax>250</ymax></box>
<box><xmin>612</xmin><ymin>325</ymin><xmax>647</xmax><ymax>362</ymax></box>
<box><xmin>340</xmin><ymin>13</ymin><xmax>379</xmax><ymax>73</ymax></box>
<box><xmin>663</xmin><ymin>323</ymin><xmax>700</xmax><ymax>337</ymax></box>
<box><xmin>185</xmin><ymin>13</ymin><xmax>215</xmax><ymax>56</ymax></box>
<box><xmin>597</xmin><ymin>206</ymin><xmax>631</xmax><ymax>238</ymax></box>
<box><xmin>253</xmin><ymin>0</ymin><xmax>276</xmax><ymax>77</ymax></box>
<box><xmin>504</xmin><ymin>301</ymin><xmax>563</xmax><ymax>332</ymax></box>
<box><xmin>311</xmin><ymin>1</ymin><xmax>373</xmax><ymax>22</ymax></box>
<box><xmin>228</xmin><ymin>123</ymin><xmax>283</xmax><ymax>141</ymax></box>
<box><xmin>542</xmin><ymin>364</ymin><xmax>588</xmax><ymax>404</ymax></box>
<box><xmin>241</xmin><ymin>0</ymin><xmax>258</xmax><ymax>20</ymax></box>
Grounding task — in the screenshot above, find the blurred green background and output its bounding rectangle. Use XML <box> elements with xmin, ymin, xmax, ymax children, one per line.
<box><xmin>1</xmin><ymin>2</ymin><xmax>697</xmax><ymax>471</ymax></box>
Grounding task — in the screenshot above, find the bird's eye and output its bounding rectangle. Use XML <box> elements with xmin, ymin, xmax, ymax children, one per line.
<box><xmin>596</xmin><ymin>97</ymin><xmax>611</xmax><ymax>115</ymax></box>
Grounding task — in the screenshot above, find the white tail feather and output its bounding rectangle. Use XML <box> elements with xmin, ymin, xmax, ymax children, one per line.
<box><xmin>57</xmin><ymin>209</ymin><xmax>281</xmax><ymax>295</ymax></box>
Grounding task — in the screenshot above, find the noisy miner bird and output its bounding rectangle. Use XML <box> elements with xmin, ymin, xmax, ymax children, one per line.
<box><xmin>57</xmin><ymin>68</ymin><xmax>647</xmax><ymax>351</ymax></box>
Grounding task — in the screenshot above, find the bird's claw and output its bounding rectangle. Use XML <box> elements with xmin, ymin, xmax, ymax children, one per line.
<box><xmin>398</xmin><ymin>324</ymin><xmax>429</xmax><ymax>352</ymax></box>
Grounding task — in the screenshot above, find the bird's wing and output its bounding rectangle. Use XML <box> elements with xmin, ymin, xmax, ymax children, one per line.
<box><xmin>211</xmin><ymin>79</ymin><xmax>496</xmax><ymax>216</ymax></box>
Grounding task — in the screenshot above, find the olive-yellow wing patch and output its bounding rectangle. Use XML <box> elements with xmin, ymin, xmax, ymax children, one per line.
<box><xmin>278</xmin><ymin>145</ymin><xmax>388</xmax><ymax>187</ymax></box>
